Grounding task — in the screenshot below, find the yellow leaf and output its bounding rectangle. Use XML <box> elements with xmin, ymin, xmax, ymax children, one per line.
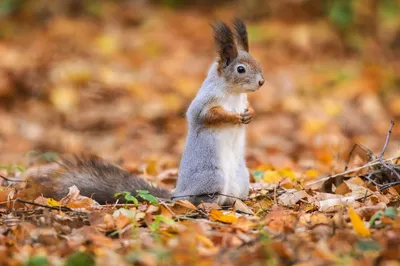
<box><xmin>303</xmin><ymin>169</ymin><xmax>319</xmax><ymax>182</ymax></box>
<box><xmin>255</xmin><ymin>164</ymin><xmax>274</xmax><ymax>172</ymax></box>
<box><xmin>305</xmin><ymin>169</ymin><xmax>319</xmax><ymax>179</ymax></box>
<box><xmin>209</xmin><ymin>209</ymin><xmax>238</xmax><ymax>224</ymax></box>
<box><xmin>278</xmin><ymin>169</ymin><xmax>297</xmax><ymax>181</ymax></box>
<box><xmin>262</xmin><ymin>170</ymin><xmax>282</xmax><ymax>184</ymax></box>
<box><xmin>47</xmin><ymin>198</ymin><xmax>61</xmax><ymax>207</ymax></box>
<box><xmin>348</xmin><ymin>207</ymin><xmax>370</xmax><ymax>237</ymax></box>
<box><xmin>263</xmin><ymin>169</ymin><xmax>297</xmax><ymax>184</ymax></box>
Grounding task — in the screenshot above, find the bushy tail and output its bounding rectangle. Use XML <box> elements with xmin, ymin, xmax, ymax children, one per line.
<box><xmin>24</xmin><ymin>155</ymin><xmax>171</xmax><ymax>204</ymax></box>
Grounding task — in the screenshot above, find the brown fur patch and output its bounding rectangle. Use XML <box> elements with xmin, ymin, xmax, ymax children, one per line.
<box><xmin>202</xmin><ymin>104</ymin><xmax>240</xmax><ymax>127</ymax></box>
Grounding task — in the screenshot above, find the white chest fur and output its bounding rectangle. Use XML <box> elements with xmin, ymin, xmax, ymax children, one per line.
<box><xmin>215</xmin><ymin>93</ymin><xmax>247</xmax><ymax>196</ymax></box>
<box><xmin>218</xmin><ymin>93</ymin><xmax>247</xmax><ymax>113</ymax></box>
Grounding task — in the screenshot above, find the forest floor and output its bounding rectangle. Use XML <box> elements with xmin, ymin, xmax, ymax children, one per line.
<box><xmin>0</xmin><ymin>1</ymin><xmax>400</xmax><ymax>265</ymax></box>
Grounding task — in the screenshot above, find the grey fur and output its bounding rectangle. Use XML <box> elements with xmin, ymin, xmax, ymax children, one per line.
<box><xmin>173</xmin><ymin>65</ymin><xmax>227</xmax><ymax>205</ymax></box>
<box><xmin>27</xmin><ymin>156</ymin><xmax>170</xmax><ymax>204</ymax></box>
<box><xmin>172</xmin><ymin>63</ymin><xmax>254</xmax><ymax>206</ymax></box>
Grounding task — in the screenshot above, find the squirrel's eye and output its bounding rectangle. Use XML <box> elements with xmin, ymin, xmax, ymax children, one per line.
<box><xmin>237</xmin><ymin>66</ymin><xmax>246</xmax><ymax>73</ymax></box>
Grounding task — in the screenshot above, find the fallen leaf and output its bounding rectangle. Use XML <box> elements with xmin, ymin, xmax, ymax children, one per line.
<box><xmin>278</xmin><ymin>190</ymin><xmax>308</xmax><ymax>205</ymax></box>
<box><xmin>115</xmin><ymin>214</ymin><xmax>131</xmax><ymax>229</ymax></box>
<box><xmin>209</xmin><ymin>209</ymin><xmax>238</xmax><ymax>224</ymax></box>
<box><xmin>348</xmin><ymin>207</ymin><xmax>370</xmax><ymax>237</ymax></box>
<box><xmin>47</xmin><ymin>198</ymin><xmax>61</xmax><ymax>207</ymax></box>
<box><xmin>233</xmin><ymin>199</ymin><xmax>254</xmax><ymax>215</ymax></box>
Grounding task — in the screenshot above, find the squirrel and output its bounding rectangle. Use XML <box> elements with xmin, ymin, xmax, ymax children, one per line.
<box><xmin>23</xmin><ymin>19</ymin><xmax>264</xmax><ymax>205</ymax></box>
<box><xmin>172</xmin><ymin>19</ymin><xmax>264</xmax><ymax>205</ymax></box>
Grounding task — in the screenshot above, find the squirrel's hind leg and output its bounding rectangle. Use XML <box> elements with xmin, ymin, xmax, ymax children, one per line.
<box><xmin>173</xmin><ymin>170</ymin><xmax>225</xmax><ymax>205</ymax></box>
<box><xmin>235</xmin><ymin>161</ymin><xmax>250</xmax><ymax>199</ymax></box>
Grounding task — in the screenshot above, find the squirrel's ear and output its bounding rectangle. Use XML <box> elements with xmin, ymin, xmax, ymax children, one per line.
<box><xmin>212</xmin><ymin>21</ymin><xmax>238</xmax><ymax>68</ymax></box>
<box><xmin>233</xmin><ymin>18</ymin><xmax>249</xmax><ymax>52</ymax></box>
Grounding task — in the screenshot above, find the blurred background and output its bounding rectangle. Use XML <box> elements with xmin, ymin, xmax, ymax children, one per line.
<box><xmin>0</xmin><ymin>0</ymin><xmax>399</xmax><ymax>175</ymax></box>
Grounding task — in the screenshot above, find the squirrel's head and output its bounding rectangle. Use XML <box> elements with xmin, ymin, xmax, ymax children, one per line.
<box><xmin>212</xmin><ymin>19</ymin><xmax>264</xmax><ymax>93</ymax></box>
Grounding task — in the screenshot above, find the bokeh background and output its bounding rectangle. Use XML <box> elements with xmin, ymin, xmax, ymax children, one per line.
<box><xmin>0</xmin><ymin>0</ymin><xmax>399</xmax><ymax>175</ymax></box>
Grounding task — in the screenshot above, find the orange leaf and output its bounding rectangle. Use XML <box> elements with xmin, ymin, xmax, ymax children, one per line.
<box><xmin>115</xmin><ymin>214</ymin><xmax>131</xmax><ymax>229</ymax></box>
<box><xmin>209</xmin><ymin>209</ymin><xmax>238</xmax><ymax>224</ymax></box>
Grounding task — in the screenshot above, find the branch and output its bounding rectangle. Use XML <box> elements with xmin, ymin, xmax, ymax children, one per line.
<box><xmin>0</xmin><ymin>175</ymin><xmax>27</xmax><ymax>182</ymax></box>
<box><xmin>378</xmin><ymin>120</ymin><xmax>400</xmax><ymax>180</ymax></box>
<box><xmin>306</xmin><ymin>155</ymin><xmax>400</xmax><ymax>187</ymax></box>
<box><xmin>14</xmin><ymin>199</ymin><xmax>84</xmax><ymax>213</ymax></box>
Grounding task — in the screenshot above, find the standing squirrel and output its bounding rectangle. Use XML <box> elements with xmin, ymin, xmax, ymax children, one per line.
<box><xmin>24</xmin><ymin>19</ymin><xmax>264</xmax><ymax>205</ymax></box>
<box><xmin>173</xmin><ymin>19</ymin><xmax>264</xmax><ymax>205</ymax></box>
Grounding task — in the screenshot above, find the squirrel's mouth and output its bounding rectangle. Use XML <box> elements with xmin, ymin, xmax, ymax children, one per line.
<box><xmin>249</xmin><ymin>87</ymin><xmax>260</xmax><ymax>92</ymax></box>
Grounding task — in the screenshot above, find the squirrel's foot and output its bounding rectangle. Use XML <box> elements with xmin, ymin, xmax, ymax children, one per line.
<box><xmin>239</xmin><ymin>109</ymin><xmax>254</xmax><ymax>124</ymax></box>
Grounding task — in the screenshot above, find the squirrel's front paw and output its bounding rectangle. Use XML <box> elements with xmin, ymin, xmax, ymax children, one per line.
<box><xmin>239</xmin><ymin>109</ymin><xmax>254</xmax><ymax>124</ymax></box>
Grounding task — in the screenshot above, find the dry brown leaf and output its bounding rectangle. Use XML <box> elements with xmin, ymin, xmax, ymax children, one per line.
<box><xmin>233</xmin><ymin>199</ymin><xmax>254</xmax><ymax>215</ymax></box>
<box><xmin>115</xmin><ymin>214</ymin><xmax>131</xmax><ymax>229</ymax></box>
<box><xmin>278</xmin><ymin>190</ymin><xmax>309</xmax><ymax>205</ymax></box>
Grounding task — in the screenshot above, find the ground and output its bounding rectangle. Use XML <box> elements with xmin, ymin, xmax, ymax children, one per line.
<box><xmin>0</xmin><ymin>1</ymin><xmax>400</xmax><ymax>265</ymax></box>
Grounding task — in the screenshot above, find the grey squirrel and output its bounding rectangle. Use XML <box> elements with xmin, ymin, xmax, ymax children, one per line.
<box><xmin>25</xmin><ymin>19</ymin><xmax>264</xmax><ymax>205</ymax></box>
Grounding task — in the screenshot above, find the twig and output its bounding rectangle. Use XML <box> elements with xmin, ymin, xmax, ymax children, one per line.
<box><xmin>171</xmin><ymin>192</ymin><xmax>244</xmax><ymax>201</ymax></box>
<box><xmin>363</xmin><ymin>172</ymin><xmax>381</xmax><ymax>187</ymax></box>
<box><xmin>14</xmin><ymin>199</ymin><xmax>79</xmax><ymax>213</ymax></box>
<box><xmin>380</xmin><ymin>181</ymin><xmax>400</xmax><ymax>191</ymax></box>
<box><xmin>308</xmin><ymin>120</ymin><xmax>400</xmax><ymax>189</ymax></box>
<box><xmin>176</xmin><ymin>216</ymin><xmax>221</xmax><ymax>225</ymax></box>
<box><xmin>380</xmin><ymin>120</ymin><xmax>394</xmax><ymax>159</ymax></box>
<box><xmin>378</xmin><ymin>120</ymin><xmax>400</xmax><ymax>181</ymax></box>
<box><xmin>0</xmin><ymin>175</ymin><xmax>27</xmax><ymax>182</ymax></box>
<box><xmin>306</xmin><ymin>155</ymin><xmax>400</xmax><ymax>187</ymax></box>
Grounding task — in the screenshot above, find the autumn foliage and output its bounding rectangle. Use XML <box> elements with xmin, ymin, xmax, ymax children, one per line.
<box><xmin>0</xmin><ymin>1</ymin><xmax>400</xmax><ymax>265</ymax></box>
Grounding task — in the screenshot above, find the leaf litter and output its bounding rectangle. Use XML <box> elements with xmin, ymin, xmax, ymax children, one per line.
<box><xmin>0</xmin><ymin>1</ymin><xmax>400</xmax><ymax>265</ymax></box>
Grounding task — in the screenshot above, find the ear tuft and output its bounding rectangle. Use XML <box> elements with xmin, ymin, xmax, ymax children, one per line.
<box><xmin>233</xmin><ymin>18</ymin><xmax>249</xmax><ymax>52</ymax></box>
<box><xmin>211</xmin><ymin>21</ymin><xmax>238</xmax><ymax>69</ymax></box>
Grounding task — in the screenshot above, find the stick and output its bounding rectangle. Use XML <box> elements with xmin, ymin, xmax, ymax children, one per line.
<box><xmin>363</xmin><ymin>172</ymin><xmax>381</xmax><ymax>187</ymax></box>
<box><xmin>378</xmin><ymin>120</ymin><xmax>400</xmax><ymax>180</ymax></box>
<box><xmin>14</xmin><ymin>199</ymin><xmax>84</xmax><ymax>213</ymax></box>
<box><xmin>306</xmin><ymin>155</ymin><xmax>400</xmax><ymax>186</ymax></box>
<box><xmin>380</xmin><ymin>181</ymin><xmax>400</xmax><ymax>190</ymax></box>
<box><xmin>0</xmin><ymin>175</ymin><xmax>27</xmax><ymax>182</ymax></box>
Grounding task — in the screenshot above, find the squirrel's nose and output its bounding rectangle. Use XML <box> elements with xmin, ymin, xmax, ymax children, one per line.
<box><xmin>258</xmin><ymin>78</ymin><xmax>265</xmax><ymax>86</ymax></box>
